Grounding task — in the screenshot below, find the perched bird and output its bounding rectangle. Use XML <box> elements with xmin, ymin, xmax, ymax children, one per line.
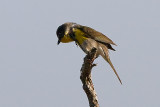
<box><xmin>56</xmin><ymin>22</ymin><xmax>122</xmax><ymax>84</ymax></box>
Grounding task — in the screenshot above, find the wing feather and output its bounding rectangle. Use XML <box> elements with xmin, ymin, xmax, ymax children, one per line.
<box><xmin>76</xmin><ymin>25</ymin><xmax>117</xmax><ymax>46</ymax></box>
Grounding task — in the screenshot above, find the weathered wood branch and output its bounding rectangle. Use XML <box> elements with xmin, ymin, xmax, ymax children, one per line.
<box><xmin>80</xmin><ymin>48</ymin><xmax>99</xmax><ymax>107</ymax></box>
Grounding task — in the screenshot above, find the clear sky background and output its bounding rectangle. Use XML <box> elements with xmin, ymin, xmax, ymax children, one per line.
<box><xmin>0</xmin><ymin>0</ymin><xmax>160</xmax><ymax>107</ymax></box>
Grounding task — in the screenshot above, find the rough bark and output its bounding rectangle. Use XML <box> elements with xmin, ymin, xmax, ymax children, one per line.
<box><xmin>80</xmin><ymin>48</ymin><xmax>100</xmax><ymax>107</ymax></box>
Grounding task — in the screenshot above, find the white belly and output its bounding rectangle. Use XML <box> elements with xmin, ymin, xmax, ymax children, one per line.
<box><xmin>81</xmin><ymin>38</ymin><xmax>98</xmax><ymax>54</ymax></box>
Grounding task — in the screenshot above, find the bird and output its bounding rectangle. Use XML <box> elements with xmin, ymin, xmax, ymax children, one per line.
<box><xmin>56</xmin><ymin>22</ymin><xmax>122</xmax><ymax>84</ymax></box>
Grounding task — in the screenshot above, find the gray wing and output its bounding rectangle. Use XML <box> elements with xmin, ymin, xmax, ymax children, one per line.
<box><xmin>74</xmin><ymin>24</ymin><xmax>116</xmax><ymax>51</ymax></box>
<box><xmin>76</xmin><ymin>25</ymin><xmax>117</xmax><ymax>46</ymax></box>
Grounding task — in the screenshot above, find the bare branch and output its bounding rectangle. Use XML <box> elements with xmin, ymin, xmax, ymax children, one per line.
<box><xmin>80</xmin><ymin>48</ymin><xmax>99</xmax><ymax>107</ymax></box>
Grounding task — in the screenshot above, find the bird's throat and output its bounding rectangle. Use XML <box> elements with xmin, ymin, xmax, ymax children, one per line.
<box><xmin>60</xmin><ymin>35</ymin><xmax>74</xmax><ymax>43</ymax></box>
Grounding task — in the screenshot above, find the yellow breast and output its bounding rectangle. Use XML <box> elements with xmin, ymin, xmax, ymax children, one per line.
<box><xmin>60</xmin><ymin>35</ymin><xmax>74</xmax><ymax>43</ymax></box>
<box><xmin>73</xmin><ymin>28</ymin><xmax>88</xmax><ymax>45</ymax></box>
<box><xmin>60</xmin><ymin>28</ymin><xmax>88</xmax><ymax>45</ymax></box>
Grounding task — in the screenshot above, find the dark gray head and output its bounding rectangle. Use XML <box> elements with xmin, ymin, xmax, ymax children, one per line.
<box><xmin>56</xmin><ymin>22</ymin><xmax>77</xmax><ymax>44</ymax></box>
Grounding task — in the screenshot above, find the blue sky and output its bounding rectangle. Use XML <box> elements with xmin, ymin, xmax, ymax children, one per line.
<box><xmin>0</xmin><ymin>0</ymin><xmax>160</xmax><ymax>107</ymax></box>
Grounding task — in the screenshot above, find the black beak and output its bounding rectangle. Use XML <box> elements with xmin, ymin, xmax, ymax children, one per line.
<box><xmin>57</xmin><ymin>40</ymin><xmax>60</xmax><ymax>45</ymax></box>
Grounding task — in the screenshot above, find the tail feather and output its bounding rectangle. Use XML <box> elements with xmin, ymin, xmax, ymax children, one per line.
<box><xmin>105</xmin><ymin>57</ymin><xmax>122</xmax><ymax>84</ymax></box>
<box><xmin>99</xmin><ymin>44</ymin><xmax>122</xmax><ymax>84</ymax></box>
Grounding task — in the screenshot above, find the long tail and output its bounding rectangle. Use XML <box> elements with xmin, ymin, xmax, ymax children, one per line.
<box><xmin>105</xmin><ymin>57</ymin><xmax>122</xmax><ymax>84</ymax></box>
<box><xmin>99</xmin><ymin>44</ymin><xmax>122</xmax><ymax>84</ymax></box>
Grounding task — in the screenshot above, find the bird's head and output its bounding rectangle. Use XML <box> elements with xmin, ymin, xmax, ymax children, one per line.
<box><xmin>56</xmin><ymin>22</ymin><xmax>76</xmax><ymax>45</ymax></box>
